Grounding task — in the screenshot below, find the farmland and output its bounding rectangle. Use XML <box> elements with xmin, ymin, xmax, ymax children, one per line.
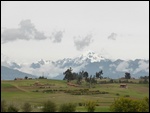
<box><xmin>1</xmin><ymin>79</ymin><xmax>149</xmax><ymax>112</ymax></box>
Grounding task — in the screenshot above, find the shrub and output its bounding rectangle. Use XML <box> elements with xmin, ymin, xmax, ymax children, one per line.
<box><xmin>1</xmin><ymin>100</ymin><xmax>7</xmax><ymax>112</ymax></box>
<box><xmin>22</xmin><ymin>102</ymin><xmax>32</xmax><ymax>112</ymax></box>
<box><xmin>143</xmin><ymin>79</ymin><xmax>149</xmax><ymax>84</ymax></box>
<box><xmin>116</xmin><ymin>93</ymin><xmax>120</xmax><ymax>96</ymax></box>
<box><xmin>42</xmin><ymin>100</ymin><xmax>56</xmax><ymax>112</ymax></box>
<box><xmin>124</xmin><ymin>94</ymin><xmax>130</xmax><ymax>97</ymax></box>
<box><xmin>7</xmin><ymin>104</ymin><xmax>19</xmax><ymax>112</ymax></box>
<box><xmin>78</xmin><ymin>102</ymin><xmax>83</xmax><ymax>106</ymax></box>
<box><xmin>129</xmin><ymin>81</ymin><xmax>133</xmax><ymax>83</ymax></box>
<box><xmin>109</xmin><ymin>79</ymin><xmax>114</xmax><ymax>83</ymax></box>
<box><xmin>59</xmin><ymin>103</ymin><xmax>76</xmax><ymax>112</ymax></box>
<box><xmin>78</xmin><ymin>102</ymin><xmax>85</xmax><ymax>106</ymax></box>
<box><xmin>85</xmin><ymin>100</ymin><xmax>96</xmax><ymax>112</ymax></box>
<box><xmin>110</xmin><ymin>97</ymin><xmax>149</xmax><ymax>112</ymax></box>
<box><xmin>33</xmin><ymin>90</ymin><xmax>39</xmax><ymax>92</ymax></box>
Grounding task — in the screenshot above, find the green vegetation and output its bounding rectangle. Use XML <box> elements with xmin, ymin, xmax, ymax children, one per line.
<box><xmin>1</xmin><ymin>100</ymin><xmax>7</xmax><ymax>112</ymax></box>
<box><xmin>7</xmin><ymin>104</ymin><xmax>19</xmax><ymax>112</ymax></box>
<box><xmin>59</xmin><ymin>103</ymin><xmax>76</xmax><ymax>112</ymax></box>
<box><xmin>22</xmin><ymin>102</ymin><xmax>32</xmax><ymax>112</ymax></box>
<box><xmin>110</xmin><ymin>97</ymin><xmax>149</xmax><ymax>112</ymax></box>
<box><xmin>1</xmin><ymin>78</ymin><xmax>149</xmax><ymax>112</ymax></box>
<box><xmin>85</xmin><ymin>100</ymin><xmax>96</xmax><ymax>112</ymax></box>
<box><xmin>42</xmin><ymin>100</ymin><xmax>56</xmax><ymax>112</ymax></box>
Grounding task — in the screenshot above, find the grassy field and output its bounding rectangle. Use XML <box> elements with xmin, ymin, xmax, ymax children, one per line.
<box><xmin>1</xmin><ymin>79</ymin><xmax>149</xmax><ymax>112</ymax></box>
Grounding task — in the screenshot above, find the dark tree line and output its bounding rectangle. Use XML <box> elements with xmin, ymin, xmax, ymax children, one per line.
<box><xmin>140</xmin><ymin>76</ymin><xmax>149</xmax><ymax>79</ymax></box>
<box><xmin>63</xmin><ymin>67</ymin><xmax>103</xmax><ymax>87</ymax></box>
<box><xmin>63</xmin><ymin>68</ymin><xmax>139</xmax><ymax>86</ymax></box>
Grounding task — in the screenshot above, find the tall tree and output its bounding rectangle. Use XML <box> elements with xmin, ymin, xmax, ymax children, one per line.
<box><xmin>83</xmin><ymin>71</ymin><xmax>89</xmax><ymax>78</ymax></box>
<box><xmin>63</xmin><ymin>67</ymin><xmax>73</xmax><ymax>82</ymax></box>
<box><xmin>125</xmin><ymin>72</ymin><xmax>131</xmax><ymax>79</ymax></box>
<box><xmin>96</xmin><ymin>70</ymin><xmax>103</xmax><ymax>79</ymax></box>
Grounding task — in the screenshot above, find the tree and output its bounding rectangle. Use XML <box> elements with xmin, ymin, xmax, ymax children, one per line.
<box><xmin>140</xmin><ymin>76</ymin><xmax>149</xmax><ymax>79</ymax></box>
<box><xmin>83</xmin><ymin>71</ymin><xmax>89</xmax><ymax>78</ymax></box>
<box><xmin>59</xmin><ymin>103</ymin><xmax>76</xmax><ymax>112</ymax></box>
<box><xmin>24</xmin><ymin>76</ymin><xmax>28</xmax><ymax>80</ymax></box>
<box><xmin>76</xmin><ymin>71</ymin><xmax>86</xmax><ymax>85</ymax></box>
<box><xmin>72</xmin><ymin>72</ymin><xmax>78</xmax><ymax>80</ymax></box>
<box><xmin>22</xmin><ymin>102</ymin><xmax>32</xmax><ymax>112</ymax></box>
<box><xmin>79</xmin><ymin>70</ymin><xmax>84</xmax><ymax>77</ymax></box>
<box><xmin>143</xmin><ymin>78</ymin><xmax>149</xmax><ymax>84</ymax></box>
<box><xmin>63</xmin><ymin>67</ymin><xmax>73</xmax><ymax>82</ymax></box>
<box><xmin>39</xmin><ymin>76</ymin><xmax>47</xmax><ymax>79</ymax></box>
<box><xmin>91</xmin><ymin>76</ymin><xmax>97</xmax><ymax>84</ymax></box>
<box><xmin>96</xmin><ymin>70</ymin><xmax>103</xmax><ymax>79</ymax></box>
<box><xmin>76</xmin><ymin>74</ymin><xmax>82</xmax><ymax>85</ymax></box>
<box><xmin>42</xmin><ymin>100</ymin><xmax>56</xmax><ymax>112</ymax></box>
<box><xmin>125</xmin><ymin>72</ymin><xmax>131</xmax><ymax>79</ymax></box>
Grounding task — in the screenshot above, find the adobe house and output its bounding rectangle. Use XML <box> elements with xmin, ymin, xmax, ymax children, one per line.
<box><xmin>120</xmin><ymin>84</ymin><xmax>127</xmax><ymax>88</ymax></box>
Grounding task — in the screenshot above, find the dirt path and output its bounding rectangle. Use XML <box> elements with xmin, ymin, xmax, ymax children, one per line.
<box><xmin>13</xmin><ymin>85</ymin><xmax>29</xmax><ymax>92</ymax></box>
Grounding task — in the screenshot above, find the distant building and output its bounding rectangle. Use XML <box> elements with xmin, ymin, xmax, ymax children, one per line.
<box><xmin>14</xmin><ymin>78</ymin><xmax>23</xmax><ymax>80</ymax></box>
<box><xmin>120</xmin><ymin>84</ymin><xmax>127</xmax><ymax>88</ymax></box>
<box><xmin>28</xmin><ymin>77</ymin><xmax>32</xmax><ymax>80</ymax></box>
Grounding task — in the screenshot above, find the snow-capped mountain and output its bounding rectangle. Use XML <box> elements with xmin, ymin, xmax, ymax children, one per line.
<box><xmin>1</xmin><ymin>51</ymin><xmax>149</xmax><ymax>80</ymax></box>
<box><xmin>80</xmin><ymin>50</ymin><xmax>105</xmax><ymax>62</ymax></box>
<box><xmin>55</xmin><ymin>50</ymin><xmax>105</xmax><ymax>67</ymax></box>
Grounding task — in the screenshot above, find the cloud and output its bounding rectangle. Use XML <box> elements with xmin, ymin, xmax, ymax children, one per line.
<box><xmin>50</xmin><ymin>30</ymin><xmax>64</xmax><ymax>43</ymax></box>
<box><xmin>116</xmin><ymin>61</ymin><xmax>132</xmax><ymax>72</ymax></box>
<box><xmin>18</xmin><ymin>62</ymin><xmax>64</xmax><ymax>78</ymax></box>
<box><xmin>108</xmin><ymin>33</ymin><xmax>117</xmax><ymax>40</ymax></box>
<box><xmin>74</xmin><ymin>34</ymin><xmax>93</xmax><ymax>51</ymax></box>
<box><xmin>99</xmin><ymin>66</ymin><xmax>103</xmax><ymax>70</ymax></box>
<box><xmin>133</xmin><ymin>60</ymin><xmax>149</xmax><ymax>74</ymax></box>
<box><xmin>1</xmin><ymin>20</ymin><xmax>47</xmax><ymax>43</ymax></box>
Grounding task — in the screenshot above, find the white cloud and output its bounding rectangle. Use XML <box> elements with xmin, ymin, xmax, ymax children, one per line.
<box><xmin>108</xmin><ymin>33</ymin><xmax>117</xmax><ymax>40</ymax></box>
<box><xmin>116</xmin><ymin>61</ymin><xmax>129</xmax><ymax>72</ymax></box>
<box><xmin>133</xmin><ymin>60</ymin><xmax>149</xmax><ymax>74</ymax></box>
<box><xmin>50</xmin><ymin>30</ymin><xmax>64</xmax><ymax>43</ymax></box>
<box><xmin>1</xmin><ymin>20</ymin><xmax>47</xmax><ymax>43</ymax></box>
<box><xmin>19</xmin><ymin>62</ymin><xmax>64</xmax><ymax>78</ymax></box>
<box><xmin>1</xmin><ymin>19</ymin><xmax>64</xmax><ymax>44</ymax></box>
<box><xmin>99</xmin><ymin>66</ymin><xmax>103</xmax><ymax>70</ymax></box>
<box><xmin>74</xmin><ymin>34</ymin><xmax>93</xmax><ymax>51</ymax></box>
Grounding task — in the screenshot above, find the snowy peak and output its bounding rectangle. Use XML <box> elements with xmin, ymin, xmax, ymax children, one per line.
<box><xmin>80</xmin><ymin>50</ymin><xmax>105</xmax><ymax>62</ymax></box>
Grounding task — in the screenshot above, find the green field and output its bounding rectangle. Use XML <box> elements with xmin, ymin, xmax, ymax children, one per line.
<box><xmin>1</xmin><ymin>79</ymin><xmax>149</xmax><ymax>112</ymax></box>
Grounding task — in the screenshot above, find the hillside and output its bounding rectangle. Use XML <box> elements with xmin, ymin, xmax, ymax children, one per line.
<box><xmin>1</xmin><ymin>79</ymin><xmax>149</xmax><ymax>112</ymax></box>
<box><xmin>1</xmin><ymin>66</ymin><xmax>36</xmax><ymax>80</ymax></box>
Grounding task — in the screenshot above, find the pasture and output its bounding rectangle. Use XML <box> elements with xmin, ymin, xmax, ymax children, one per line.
<box><xmin>1</xmin><ymin>79</ymin><xmax>149</xmax><ymax>112</ymax></box>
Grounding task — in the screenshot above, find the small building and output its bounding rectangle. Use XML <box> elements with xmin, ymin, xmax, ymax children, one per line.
<box><xmin>28</xmin><ymin>77</ymin><xmax>32</xmax><ymax>80</ymax></box>
<box><xmin>14</xmin><ymin>78</ymin><xmax>23</xmax><ymax>80</ymax></box>
<box><xmin>120</xmin><ymin>84</ymin><xmax>127</xmax><ymax>88</ymax></box>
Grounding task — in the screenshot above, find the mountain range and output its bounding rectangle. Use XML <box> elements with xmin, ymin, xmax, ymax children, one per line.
<box><xmin>1</xmin><ymin>51</ymin><xmax>149</xmax><ymax>80</ymax></box>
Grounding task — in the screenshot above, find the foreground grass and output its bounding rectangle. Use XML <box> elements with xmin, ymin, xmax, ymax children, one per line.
<box><xmin>1</xmin><ymin>79</ymin><xmax>149</xmax><ymax>112</ymax></box>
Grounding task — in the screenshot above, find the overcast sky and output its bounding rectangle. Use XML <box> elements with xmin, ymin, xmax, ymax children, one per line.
<box><xmin>1</xmin><ymin>1</ymin><xmax>149</xmax><ymax>63</ymax></box>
